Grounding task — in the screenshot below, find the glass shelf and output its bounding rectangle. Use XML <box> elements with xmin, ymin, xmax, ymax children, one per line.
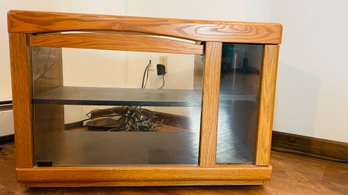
<box><xmin>33</xmin><ymin>87</ymin><xmax>202</xmax><ymax>106</ymax></box>
<box><xmin>33</xmin><ymin>86</ymin><xmax>257</xmax><ymax>106</ymax></box>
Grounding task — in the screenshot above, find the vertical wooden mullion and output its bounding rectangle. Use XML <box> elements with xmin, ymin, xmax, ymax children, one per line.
<box><xmin>9</xmin><ymin>33</ymin><xmax>33</xmax><ymax>168</ymax></box>
<box><xmin>256</xmin><ymin>44</ymin><xmax>280</xmax><ymax>165</ymax></box>
<box><xmin>199</xmin><ymin>42</ymin><xmax>222</xmax><ymax>167</ymax></box>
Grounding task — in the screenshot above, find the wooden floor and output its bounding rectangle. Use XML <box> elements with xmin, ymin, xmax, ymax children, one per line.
<box><xmin>1</xmin><ymin>143</ymin><xmax>347</xmax><ymax>194</ymax></box>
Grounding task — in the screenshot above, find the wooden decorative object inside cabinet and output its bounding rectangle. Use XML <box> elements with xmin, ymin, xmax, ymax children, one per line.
<box><xmin>8</xmin><ymin>10</ymin><xmax>282</xmax><ymax>187</ymax></box>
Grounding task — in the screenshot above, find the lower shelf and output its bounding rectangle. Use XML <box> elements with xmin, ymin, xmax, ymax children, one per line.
<box><xmin>33</xmin><ymin>99</ymin><xmax>258</xmax><ymax>166</ymax></box>
<box><xmin>34</xmin><ymin>129</ymin><xmax>255</xmax><ymax>166</ymax></box>
<box><xmin>35</xmin><ymin>131</ymin><xmax>199</xmax><ymax>165</ymax></box>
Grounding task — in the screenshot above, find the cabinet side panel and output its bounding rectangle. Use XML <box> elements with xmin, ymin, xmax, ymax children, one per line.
<box><xmin>31</xmin><ymin>46</ymin><xmax>64</xmax><ymax>164</ymax></box>
<box><xmin>9</xmin><ymin>33</ymin><xmax>33</xmax><ymax>167</ymax></box>
<box><xmin>256</xmin><ymin>45</ymin><xmax>279</xmax><ymax>165</ymax></box>
<box><xmin>199</xmin><ymin>42</ymin><xmax>222</xmax><ymax>167</ymax></box>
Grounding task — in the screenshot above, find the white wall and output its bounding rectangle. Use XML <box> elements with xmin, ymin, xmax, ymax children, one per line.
<box><xmin>125</xmin><ymin>0</ymin><xmax>348</xmax><ymax>143</ymax></box>
<box><xmin>0</xmin><ymin>0</ymin><xmax>127</xmax><ymax>124</ymax></box>
<box><xmin>270</xmin><ymin>0</ymin><xmax>348</xmax><ymax>142</ymax></box>
<box><xmin>1</xmin><ymin>0</ymin><xmax>348</xmax><ymax>143</ymax></box>
<box><xmin>0</xmin><ymin>0</ymin><xmax>126</xmax><ymax>101</ymax></box>
<box><xmin>126</xmin><ymin>0</ymin><xmax>348</xmax><ymax>143</ymax></box>
<box><xmin>126</xmin><ymin>0</ymin><xmax>271</xmax><ymax>21</ymax></box>
<box><xmin>0</xmin><ymin>110</ymin><xmax>13</xmax><ymax>137</ymax></box>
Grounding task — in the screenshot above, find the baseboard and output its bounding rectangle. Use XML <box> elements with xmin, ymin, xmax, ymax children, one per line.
<box><xmin>272</xmin><ymin>131</ymin><xmax>348</xmax><ymax>162</ymax></box>
<box><xmin>0</xmin><ymin>103</ymin><xmax>14</xmax><ymax>138</ymax></box>
<box><xmin>0</xmin><ymin>100</ymin><xmax>12</xmax><ymax>105</ymax></box>
<box><xmin>0</xmin><ymin>134</ymin><xmax>14</xmax><ymax>144</ymax></box>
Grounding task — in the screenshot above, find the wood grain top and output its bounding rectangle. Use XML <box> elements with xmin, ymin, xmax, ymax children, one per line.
<box><xmin>8</xmin><ymin>10</ymin><xmax>282</xmax><ymax>44</ymax></box>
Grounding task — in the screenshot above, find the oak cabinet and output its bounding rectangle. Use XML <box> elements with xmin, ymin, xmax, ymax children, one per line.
<box><xmin>8</xmin><ymin>10</ymin><xmax>281</xmax><ymax>187</ymax></box>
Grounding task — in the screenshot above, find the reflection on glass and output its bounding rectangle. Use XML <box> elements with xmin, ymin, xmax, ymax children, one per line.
<box><xmin>216</xmin><ymin>43</ymin><xmax>263</xmax><ymax>164</ymax></box>
<box><xmin>31</xmin><ymin>47</ymin><xmax>202</xmax><ymax>166</ymax></box>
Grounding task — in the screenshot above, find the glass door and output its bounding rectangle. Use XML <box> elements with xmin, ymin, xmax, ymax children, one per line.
<box><xmin>216</xmin><ymin>43</ymin><xmax>263</xmax><ymax>164</ymax></box>
<box><xmin>31</xmin><ymin>46</ymin><xmax>203</xmax><ymax>166</ymax></box>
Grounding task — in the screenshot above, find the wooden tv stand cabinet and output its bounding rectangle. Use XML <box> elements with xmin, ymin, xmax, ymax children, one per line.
<box><xmin>8</xmin><ymin>10</ymin><xmax>282</xmax><ymax>187</ymax></box>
